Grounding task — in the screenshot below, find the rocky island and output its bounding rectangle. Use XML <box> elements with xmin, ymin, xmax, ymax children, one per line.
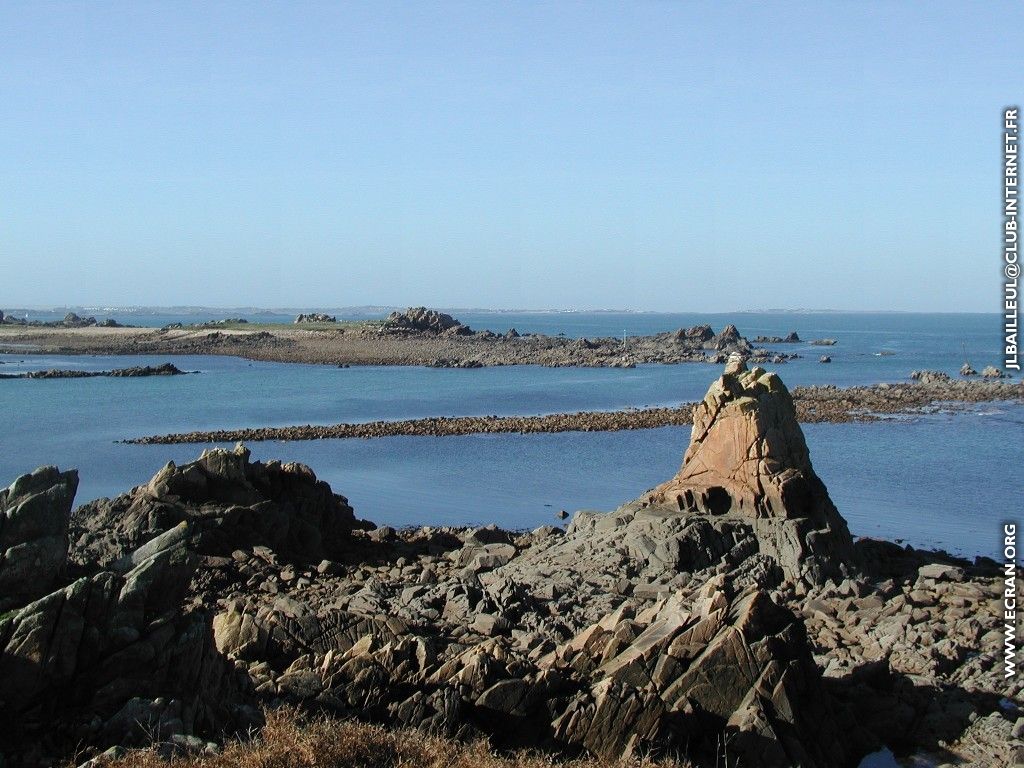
<box><xmin>0</xmin><ymin>307</ymin><xmax>795</xmax><ymax>368</ymax></box>
<box><xmin>0</xmin><ymin>362</ymin><xmax>1017</xmax><ymax>767</ymax></box>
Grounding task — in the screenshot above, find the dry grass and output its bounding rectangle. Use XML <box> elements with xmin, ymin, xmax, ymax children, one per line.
<box><xmin>98</xmin><ymin>709</ymin><xmax>691</xmax><ymax>768</ymax></box>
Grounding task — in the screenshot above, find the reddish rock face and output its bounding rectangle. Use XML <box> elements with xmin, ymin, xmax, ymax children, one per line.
<box><xmin>654</xmin><ymin>357</ymin><xmax>818</xmax><ymax>519</ymax></box>
<box><xmin>649</xmin><ymin>357</ymin><xmax>857</xmax><ymax>584</ymax></box>
<box><xmin>655</xmin><ymin>358</ymin><xmax>823</xmax><ymax>520</ymax></box>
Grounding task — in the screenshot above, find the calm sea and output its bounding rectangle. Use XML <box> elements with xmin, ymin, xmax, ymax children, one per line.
<box><xmin>0</xmin><ymin>311</ymin><xmax>1019</xmax><ymax>559</ymax></box>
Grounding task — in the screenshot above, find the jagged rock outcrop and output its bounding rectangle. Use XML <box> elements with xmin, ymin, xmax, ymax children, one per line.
<box><xmin>672</xmin><ymin>324</ymin><xmax>715</xmax><ymax>344</ymax></box>
<box><xmin>70</xmin><ymin>445</ymin><xmax>364</xmax><ymax>569</ymax></box>
<box><xmin>0</xmin><ymin>523</ymin><xmax>258</xmax><ymax>762</ymax></box>
<box><xmin>647</xmin><ymin>358</ymin><xmax>856</xmax><ymax>585</ymax></box>
<box><xmin>0</xmin><ymin>447</ymin><xmax>364</xmax><ymax>763</ymax></box>
<box><xmin>708</xmin><ymin>323</ymin><xmax>748</xmax><ymax>352</ymax></box>
<box><xmin>546</xmin><ymin>578</ymin><xmax>856</xmax><ymax>765</ymax></box>
<box><xmin>382</xmin><ymin>307</ymin><xmax>472</xmax><ymax>335</ymax></box>
<box><xmin>663</xmin><ymin>324</ymin><xmax>754</xmax><ymax>358</ymax></box>
<box><xmin>0</xmin><ymin>466</ymin><xmax>78</xmax><ymax>610</ymax></box>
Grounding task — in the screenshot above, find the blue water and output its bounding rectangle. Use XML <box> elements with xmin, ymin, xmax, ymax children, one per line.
<box><xmin>0</xmin><ymin>312</ymin><xmax>1019</xmax><ymax>559</ymax></box>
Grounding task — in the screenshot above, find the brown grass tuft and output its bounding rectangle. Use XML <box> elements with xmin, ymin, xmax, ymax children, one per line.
<box><xmin>97</xmin><ymin>709</ymin><xmax>692</xmax><ymax>768</ymax></box>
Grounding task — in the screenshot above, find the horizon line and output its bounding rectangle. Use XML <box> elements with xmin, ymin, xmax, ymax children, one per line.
<box><xmin>0</xmin><ymin>304</ymin><xmax>1001</xmax><ymax>316</ymax></box>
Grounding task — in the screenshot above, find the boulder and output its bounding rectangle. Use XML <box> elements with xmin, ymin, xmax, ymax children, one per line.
<box><xmin>294</xmin><ymin>313</ymin><xmax>337</xmax><ymax>324</ymax></box>
<box><xmin>382</xmin><ymin>307</ymin><xmax>472</xmax><ymax>335</ymax></box>
<box><xmin>673</xmin><ymin>324</ymin><xmax>715</xmax><ymax>344</ymax></box>
<box><xmin>0</xmin><ymin>466</ymin><xmax>78</xmax><ymax>610</ymax></box>
<box><xmin>910</xmin><ymin>370</ymin><xmax>951</xmax><ymax>384</ymax></box>
<box><xmin>62</xmin><ymin>312</ymin><xmax>97</xmax><ymax>327</ymax></box>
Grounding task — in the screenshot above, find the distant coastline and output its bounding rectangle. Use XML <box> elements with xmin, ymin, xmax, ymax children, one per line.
<box><xmin>0</xmin><ymin>305</ymin><xmax>1001</xmax><ymax>317</ymax></box>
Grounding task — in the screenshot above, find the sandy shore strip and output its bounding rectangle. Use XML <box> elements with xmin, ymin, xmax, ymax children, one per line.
<box><xmin>125</xmin><ymin>379</ymin><xmax>1023</xmax><ymax>443</ymax></box>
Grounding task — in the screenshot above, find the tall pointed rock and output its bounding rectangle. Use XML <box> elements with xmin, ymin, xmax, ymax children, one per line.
<box><xmin>648</xmin><ymin>357</ymin><xmax>857</xmax><ymax>584</ymax></box>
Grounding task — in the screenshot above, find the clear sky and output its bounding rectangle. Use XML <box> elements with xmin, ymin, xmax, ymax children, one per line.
<box><xmin>1</xmin><ymin>2</ymin><xmax>1018</xmax><ymax>311</ymax></box>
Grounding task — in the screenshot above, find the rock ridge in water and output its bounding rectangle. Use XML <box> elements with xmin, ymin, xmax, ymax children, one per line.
<box><xmin>0</xmin><ymin>363</ymin><xmax>187</xmax><ymax>380</ymax></box>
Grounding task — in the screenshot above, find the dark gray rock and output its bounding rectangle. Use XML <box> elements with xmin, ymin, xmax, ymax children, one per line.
<box><xmin>0</xmin><ymin>466</ymin><xmax>78</xmax><ymax>610</ymax></box>
<box><xmin>382</xmin><ymin>307</ymin><xmax>472</xmax><ymax>335</ymax></box>
<box><xmin>70</xmin><ymin>445</ymin><xmax>363</xmax><ymax>569</ymax></box>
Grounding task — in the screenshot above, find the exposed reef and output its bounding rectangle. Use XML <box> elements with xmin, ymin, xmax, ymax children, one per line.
<box><xmin>753</xmin><ymin>332</ymin><xmax>801</xmax><ymax>343</ymax></box>
<box><xmin>0</xmin><ymin>363</ymin><xmax>189</xmax><ymax>380</ymax></box>
<box><xmin>124</xmin><ymin>377</ymin><xmax>1023</xmax><ymax>444</ymax></box>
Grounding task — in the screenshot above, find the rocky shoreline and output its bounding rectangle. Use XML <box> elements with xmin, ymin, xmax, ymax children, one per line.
<box><xmin>124</xmin><ymin>377</ymin><xmax>1023</xmax><ymax>444</ymax></box>
<box><xmin>1</xmin><ymin>360</ymin><xmax>1019</xmax><ymax>767</ymax></box>
<box><xmin>0</xmin><ymin>307</ymin><xmax>797</xmax><ymax>368</ymax></box>
<box><xmin>0</xmin><ymin>362</ymin><xmax>189</xmax><ymax>380</ymax></box>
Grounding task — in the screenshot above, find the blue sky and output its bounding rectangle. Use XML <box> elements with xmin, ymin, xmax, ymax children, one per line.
<box><xmin>0</xmin><ymin>2</ymin><xmax>1018</xmax><ymax>311</ymax></box>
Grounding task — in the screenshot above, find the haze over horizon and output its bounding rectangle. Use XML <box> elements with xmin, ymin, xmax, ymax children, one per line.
<box><xmin>2</xmin><ymin>2</ymin><xmax>1018</xmax><ymax>312</ymax></box>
